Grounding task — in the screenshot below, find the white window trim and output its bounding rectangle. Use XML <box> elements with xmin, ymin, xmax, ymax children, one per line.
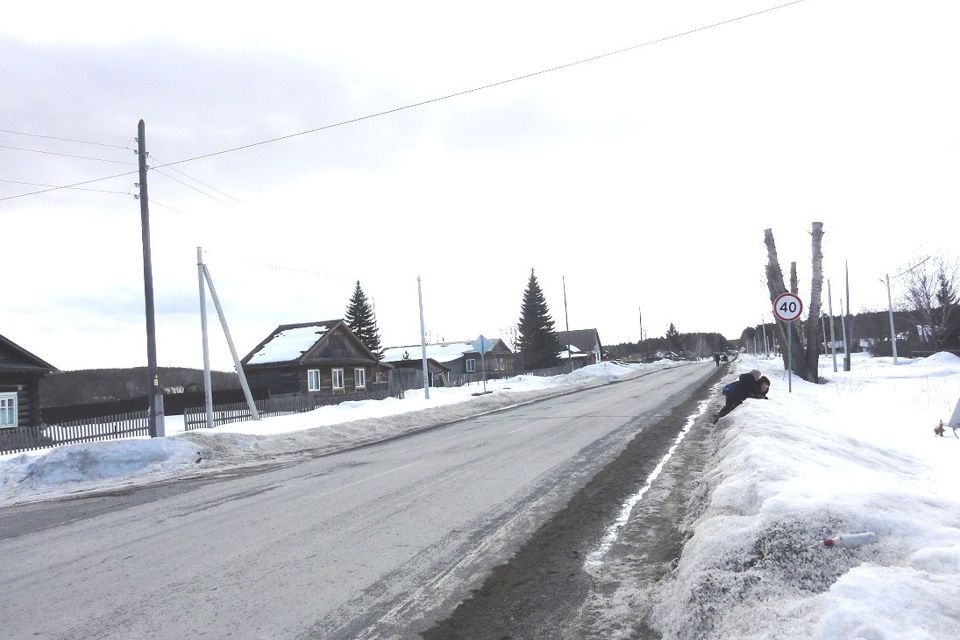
<box><xmin>332</xmin><ymin>368</ymin><xmax>345</xmax><ymax>391</ymax></box>
<box><xmin>307</xmin><ymin>369</ymin><xmax>321</xmax><ymax>392</ymax></box>
<box><xmin>466</xmin><ymin>359</ymin><xmax>476</xmax><ymax>373</ymax></box>
<box><xmin>355</xmin><ymin>368</ymin><xmax>366</xmax><ymax>390</ymax></box>
<box><xmin>0</xmin><ymin>392</ymin><xmax>18</xmax><ymax>428</ymax></box>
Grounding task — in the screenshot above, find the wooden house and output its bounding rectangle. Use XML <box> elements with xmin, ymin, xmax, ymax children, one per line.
<box><xmin>382</xmin><ymin>338</ymin><xmax>515</xmax><ymax>382</ymax></box>
<box><xmin>555</xmin><ymin>329</ymin><xmax>605</xmax><ymax>365</ymax></box>
<box><xmin>241</xmin><ymin>320</ymin><xmax>388</xmax><ymax>396</ymax></box>
<box><xmin>0</xmin><ymin>334</ymin><xmax>58</xmax><ymax>428</ymax></box>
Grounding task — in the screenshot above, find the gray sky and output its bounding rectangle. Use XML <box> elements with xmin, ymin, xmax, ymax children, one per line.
<box><xmin>2</xmin><ymin>0</ymin><xmax>958</xmax><ymax>371</ymax></box>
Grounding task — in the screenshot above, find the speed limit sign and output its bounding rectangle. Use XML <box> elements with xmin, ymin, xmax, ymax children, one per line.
<box><xmin>773</xmin><ymin>292</ymin><xmax>803</xmax><ymax>322</ymax></box>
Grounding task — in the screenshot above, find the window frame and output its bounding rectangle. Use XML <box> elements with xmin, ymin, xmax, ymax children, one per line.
<box><xmin>0</xmin><ymin>392</ymin><xmax>18</xmax><ymax>428</ymax></box>
<box><xmin>332</xmin><ymin>368</ymin><xmax>345</xmax><ymax>391</ymax></box>
<box><xmin>465</xmin><ymin>358</ymin><xmax>476</xmax><ymax>373</ymax></box>
<box><xmin>307</xmin><ymin>369</ymin><xmax>321</xmax><ymax>392</ymax></box>
<box><xmin>354</xmin><ymin>367</ymin><xmax>366</xmax><ymax>390</ymax></box>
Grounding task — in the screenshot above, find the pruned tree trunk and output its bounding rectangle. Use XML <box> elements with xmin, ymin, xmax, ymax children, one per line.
<box><xmin>804</xmin><ymin>222</ymin><xmax>824</xmax><ymax>383</ymax></box>
<box><xmin>790</xmin><ymin>262</ymin><xmax>799</xmax><ymax>295</ymax></box>
<box><xmin>764</xmin><ymin>228</ymin><xmax>812</xmax><ymax>381</ymax></box>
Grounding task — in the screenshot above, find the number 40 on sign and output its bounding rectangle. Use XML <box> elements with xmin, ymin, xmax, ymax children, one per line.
<box><xmin>773</xmin><ymin>292</ymin><xmax>803</xmax><ymax>323</ymax></box>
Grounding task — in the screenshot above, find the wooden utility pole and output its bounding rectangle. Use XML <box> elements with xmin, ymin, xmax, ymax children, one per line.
<box><xmin>137</xmin><ymin>120</ymin><xmax>164</xmax><ymax>437</ymax></box>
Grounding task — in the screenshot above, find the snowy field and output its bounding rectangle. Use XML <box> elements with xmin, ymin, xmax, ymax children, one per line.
<box><xmin>0</xmin><ymin>360</ymin><xmax>676</xmax><ymax>506</ymax></box>
<box><xmin>642</xmin><ymin>352</ymin><xmax>960</xmax><ymax>640</ymax></box>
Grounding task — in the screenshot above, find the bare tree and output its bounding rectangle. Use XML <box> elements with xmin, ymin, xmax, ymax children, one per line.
<box><xmin>902</xmin><ymin>257</ymin><xmax>958</xmax><ymax>349</ymax></box>
<box><xmin>804</xmin><ymin>223</ymin><xmax>825</xmax><ymax>379</ymax></box>
<box><xmin>763</xmin><ymin>223</ymin><xmax>825</xmax><ymax>382</ymax></box>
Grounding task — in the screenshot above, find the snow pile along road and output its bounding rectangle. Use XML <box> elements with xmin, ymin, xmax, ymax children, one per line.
<box><xmin>649</xmin><ymin>353</ymin><xmax>960</xmax><ymax>640</ymax></box>
<box><xmin>0</xmin><ymin>360</ymin><xmax>674</xmax><ymax>506</ymax></box>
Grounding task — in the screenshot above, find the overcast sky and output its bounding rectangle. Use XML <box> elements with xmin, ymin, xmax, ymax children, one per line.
<box><xmin>2</xmin><ymin>0</ymin><xmax>958</xmax><ymax>372</ymax></box>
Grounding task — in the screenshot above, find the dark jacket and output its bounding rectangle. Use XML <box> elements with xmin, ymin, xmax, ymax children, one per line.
<box><xmin>726</xmin><ymin>373</ymin><xmax>766</xmax><ymax>404</ymax></box>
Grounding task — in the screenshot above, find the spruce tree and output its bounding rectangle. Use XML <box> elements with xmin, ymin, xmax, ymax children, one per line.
<box><xmin>517</xmin><ymin>269</ymin><xmax>563</xmax><ymax>370</ymax></box>
<box><xmin>666</xmin><ymin>323</ymin><xmax>683</xmax><ymax>354</ymax></box>
<box><xmin>345</xmin><ymin>281</ymin><xmax>382</xmax><ymax>358</ymax></box>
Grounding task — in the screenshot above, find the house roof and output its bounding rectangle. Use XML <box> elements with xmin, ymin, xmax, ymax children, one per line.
<box><xmin>555</xmin><ymin>329</ymin><xmax>603</xmax><ymax>354</ymax></box>
<box><xmin>382</xmin><ymin>338</ymin><xmax>510</xmax><ymax>364</ymax></box>
<box><xmin>242</xmin><ymin>320</ymin><xmax>378</xmax><ymax>366</ymax></box>
<box><xmin>0</xmin><ymin>334</ymin><xmax>58</xmax><ymax>373</ymax></box>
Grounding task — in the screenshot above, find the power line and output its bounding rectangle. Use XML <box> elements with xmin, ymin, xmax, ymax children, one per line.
<box><xmin>0</xmin><ymin>143</ymin><xmax>136</xmax><ymax>165</ymax></box>
<box><xmin>148</xmin><ymin>0</ymin><xmax>808</xmax><ymax>172</ymax></box>
<box><xmin>152</xmin><ymin>167</ymin><xmax>231</xmax><ymax>205</ymax></box>
<box><xmin>0</xmin><ymin>0</ymin><xmax>808</xmax><ymax>203</ymax></box>
<box><xmin>0</xmin><ymin>178</ymin><xmax>131</xmax><ymax>196</ymax></box>
<box><xmin>149</xmin><ymin>154</ymin><xmax>244</xmax><ymax>204</ymax></box>
<box><xmin>0</xmin><ymin>128</ymin><xmax>129</xmax><ymax>150</ymax></box>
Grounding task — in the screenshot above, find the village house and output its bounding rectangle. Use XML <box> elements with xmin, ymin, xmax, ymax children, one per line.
<box><xmin>241</xmin><ymin>320</ymin><xmax>388</xmax><ymax>397</ymax></box>
<box><xmin>555</xmin><ymin>329</ymin><xmax>605</xmax><ymax>366</ymax></box>
<box><xmin>0</xmin><ymin>334</ymin><xmax>58</xmax><ymax>428</ymax></box>
<box><xmin>382</xmin><ymin>338</ymin><xmax>515</xmax><ymax>384</ymax></box>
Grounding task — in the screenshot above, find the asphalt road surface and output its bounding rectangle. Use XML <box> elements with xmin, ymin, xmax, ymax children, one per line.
<box><xmin>1</xmin><ymin>362</ymin><xmax>718</xmax><ymax>640</ymax></box>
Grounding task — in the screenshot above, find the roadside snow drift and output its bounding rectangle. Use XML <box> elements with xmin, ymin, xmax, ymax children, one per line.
<box><xmin>650</xmin><ymin>353</ymin><xmax>960</xmax><ymax>640</ymax></box>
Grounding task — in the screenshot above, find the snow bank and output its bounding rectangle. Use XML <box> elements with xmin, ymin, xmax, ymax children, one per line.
<box><xmin>649</xmin><ymin>352</ymin><xmax>960</xmax><ymax>639</ymax></box>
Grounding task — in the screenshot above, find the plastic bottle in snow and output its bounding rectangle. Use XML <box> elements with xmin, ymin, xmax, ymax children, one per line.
<box><xmin>823</xmin><ymin>532</ymin><xmax>878</xmax><ymax>547</ymax></box>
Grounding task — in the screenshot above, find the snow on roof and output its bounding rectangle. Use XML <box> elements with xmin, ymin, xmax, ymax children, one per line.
<box><xmin>247</xmin><ymin>325</ymin><xmax>329</xmax><ymax>365</ymax></box>
<box><xmin>382</xmin><ymin>340</ymin><xmax>501</xmax><ymax>364</ymax></box>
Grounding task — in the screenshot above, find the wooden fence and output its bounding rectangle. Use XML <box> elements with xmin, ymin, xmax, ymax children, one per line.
<box><xmin>183</xmin><ymin>388</ymin><xmax>396</xmax><ymax>430</ymax></box>
<box><xmin>0</xmin><ymin>410</ymin><xmax>150</xmax><ymax>455</ymax></box>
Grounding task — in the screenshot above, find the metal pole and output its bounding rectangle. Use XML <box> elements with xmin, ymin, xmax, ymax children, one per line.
<box><xmin>886</xmin><ymin>274</ymin><xmax>898</xmax><ymax>364</ymax></box>
<box><xmin>844</xmin><ymin>261</ymin><xmax>852</xmax><ymax>371</ymax></box>
<box><xmin>480</xmin><ymin>342</ymin><xmax>487</xmax><ymax>393</ymax></box>
<box><xmin>820</xmin><ymin>314</ymin><xmax>828</xmax><ymax>355</ymax></box>
<box><xmin>417</xmin><ymin>277</ymin><xmax>430</xmax><ymax>400</ymax></box>
<box><xmin>563</xmin><ymin>276</ymin><xmax>572</xmax><ymax>372</ymax></box>
<box><xmin>638</xmin><ymin>307</ymin><xmax>643</xmax><ymax>360</ymax></box>
<box><xmin>137</xmin><ymin>119</ymin><xmax>164</xmax><ymax>437</ymax></box>
<box><xmin>202</xmin><ymin>264</ymin><xmax>259</xmax><ymax>419</ymax></box>
<box><xmin>840</xmin><ymin>298</ymin><xmax>849</xmax><ymax>369</ymax></box>
<box><xmin>828</xmin><ymin>279</ymin><xmax>838</xmax><ymax>372</ymax></box>
<box><xmin>787</xmin><ymin>321</ymin><xmax>793</xmax><ymax>392</ymax></box>
<box><xmin>197</xmin><ymin>247</ymin><xmax>214</xmax><ymax>430</ymax></box>
<box><xmin>761</xmin><ymin>316</ymin><xmax>769</xmax><ymax>358</ymax></box>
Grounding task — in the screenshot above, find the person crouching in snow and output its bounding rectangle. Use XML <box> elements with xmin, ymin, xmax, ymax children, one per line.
<box><xmin>712</xmin><ymin>369</ymin><xmax>770</xmax><ymax>424</ymax></box>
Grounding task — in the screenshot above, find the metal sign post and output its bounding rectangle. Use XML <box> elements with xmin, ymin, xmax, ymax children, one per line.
<box><xmin>773</xmin><ymin>292</ymin><xmax>804</xmax><ymax>393</ymax></box>
<box><xmin>472</xmin><ymin>335</ymin><xmax>493</xmax><ymax>394</ymax></box>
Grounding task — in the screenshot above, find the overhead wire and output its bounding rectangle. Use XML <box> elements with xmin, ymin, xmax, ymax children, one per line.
<box><xmin>0</xmin><ymin>128</ymin><xmax>129</xmax><ymax>150</ymax></box>
<box><xmin>0</xmin><ymin>0</ymin><xmax>808</xmax><ymax>203</ymax></box>
<box><xmin>0</xmin><ymin>143</ymin><xmax>136</xmax><ymax>165</ymax></box>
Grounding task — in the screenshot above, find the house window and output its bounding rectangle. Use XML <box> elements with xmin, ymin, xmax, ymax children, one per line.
<box><xmin>307</xmin><ymin>369</ymin><xmax>321</xmax><ymax>392</ymax></box>
<box><xmin>0</xmin><ymin>393</ymin><xmax>17</xmax><ymax>428</ymax></box>
<box><xmin>466</xmin><ymin>359</ymin><xmax>476</xmax><ymax>373</ymax></box>
<box><xmin>355</xmin><ymin>368</ymin><xmax>366</xmax><ymax>390</ymax></box>
<box><xmin>332</xmin><ymin>368</ymin><xmax>344</xmax><ymax>391</ymax></box>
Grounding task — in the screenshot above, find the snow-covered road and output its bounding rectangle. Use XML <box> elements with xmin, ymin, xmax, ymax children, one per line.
<box><xmin>1</xmin><ymin>362</ymin><xmax>715</xmax><ymax>639</ymax></box>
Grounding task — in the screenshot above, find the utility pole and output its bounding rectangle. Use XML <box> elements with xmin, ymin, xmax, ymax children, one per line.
<box><xmin>197</xmin><ymin>247</ymin><xmax>214</xmax><ymax>430</ymax></box>
<box><xmin>137</xmin><ymin>120</ymin><xmax>164</xmax><ymax>437</ymax></box>
<box><xmin>840</xmin><ymin>298</ymin><xmax>849</xmax><ymax>370</ymax></box>
<box><xmin>761</xmin><ymin>315</ymin><xmax>769</xmax><ymax>358</ymax></box>
<box><xmin>563</xmin><ymin>276</ymin><xmax>572</xmax><ymax>372</ymax></box>
<box><xmin>844</xmin><ymin>261</ymin><xmax>852</xmax><ymax>371</ymax></box>
<box><xmin>828</xmin><ymin>279</ymin><xmax>838</xmax><ymax>372</ymax></box>
<box><xmin>417</xmin><ymin>277</ymin><xmax>430</xmax><ymax>400</ymax></box>
<box><xmin>886</xmin><ymin>274</ymin><xmax>898</xmax><ymax>364</ymax></box>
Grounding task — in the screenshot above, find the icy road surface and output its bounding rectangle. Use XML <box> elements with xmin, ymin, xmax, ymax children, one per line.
<box><xmin>1</xmin><ymin>362</ymin><xmax>715</xmax><ymax>640</ymax></box>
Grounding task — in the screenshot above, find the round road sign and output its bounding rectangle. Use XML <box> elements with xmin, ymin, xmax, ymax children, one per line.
<box><xmin>773</xmin><ymin>292</ymin><xmax>804</xmax><ymax>322</ymax></box>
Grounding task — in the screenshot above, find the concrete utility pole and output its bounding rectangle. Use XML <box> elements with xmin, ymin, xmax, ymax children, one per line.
<box><xmin>761</xmin><ymin>316</ymin><xmax>769</xmax><ymax>358</ymax></box>
<box><xmin>844</xmin><ymin>261</ymin><xmax>852</xmax><ymax>371</ymax></box>
<box><xmin>202</xmin><ymin>263</ymin><xmax>259</xmax><ymax>420</ymax></box>
<box><xmin>828</xmin><ymin>279</ymin><xmax>838</xmax><ymax>373</ymax></box>
<box><xmin>563</xmin><ymin>276</ymin><xmax>572</xmax><ymax>373</ymax></box>
<box><xmin>417</xmin><ymin>277</ymin><xmax>430</xmax><ymax>400</ymax></box>
<box><xmin>840</xmin><ymin>298</ymin><xmax>849</xmax><ymax>368</ymax></box>
<box><xmin>886</xmin><ymin>274</ymin><xmax>898</xmax><ymax>364</ymax></box>
<box><xmin>197</xmin><ymin>247</ymin><xmax>215</xmax><ymax>430</ymax></box>
<box><xmin>137</xmin><ymin>120</ymin><xmax>164</xmax><ymax>438</ymax></box>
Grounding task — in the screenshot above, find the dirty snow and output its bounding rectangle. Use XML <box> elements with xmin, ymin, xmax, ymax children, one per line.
<box><xmin>584</xmin><ymin>352</ymin><xmax>960</xmax><ymax>640</ymax></box>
